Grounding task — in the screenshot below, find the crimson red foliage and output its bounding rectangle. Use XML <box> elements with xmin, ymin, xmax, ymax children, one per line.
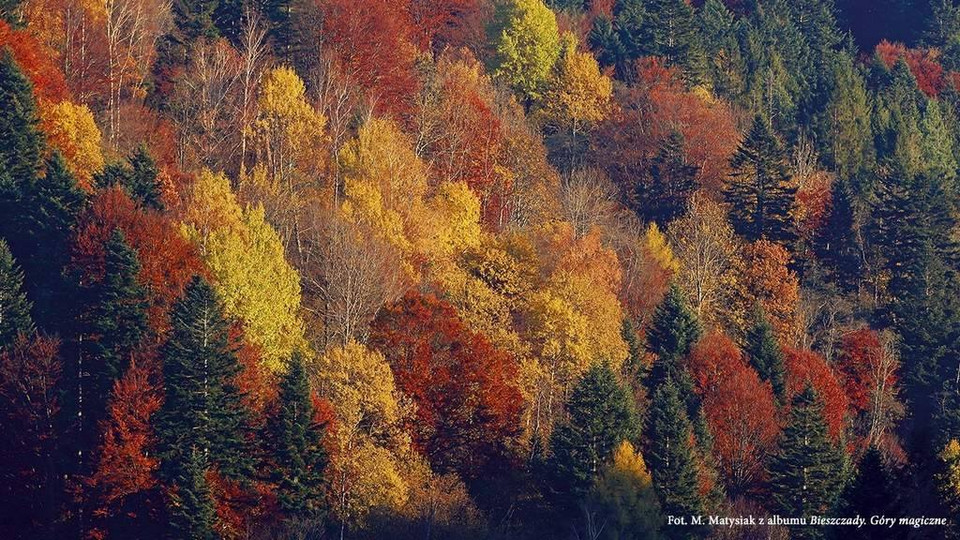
<box><xmin>783</xmin><ymin>347</ymin><xmax>849</xmax><ymax>442</ymax></box>
<box><xmin>70</xmin><ymin>187</ymin><xmax>207</xmax><ymax>336</ymax></box>
<box><xmin>688</xmin><ymin>334</ymin><xmax>779</xmax><ymax>495</ymax></box>
<box><xmin>408</xmin><ymin>0</ymin><xmax>481</xmax><ymax>50</ymax></box>
<box><xmin>369</xmin><ymin>291</ymin><xmax>523</xmax><ymax>479</ymax></box>
<box><xmin>0</xmin><ymin>20</ymin><xmax>69</xmax><ymax>102</ymax></box>
<box><xmin>85</xmin><ymin>355</ymin><xmax>162</xmax><ymax>537</ymax></box>
<box><xmin>319</xmin><ymin>0</ymin><xmax>419</xmax><ymax>117</ymax></box>
<box><xmin>875</xmin><ymin>40</ymin><xmax>945</xmax><ymax>97</ymax></box>
<box><xmin>593</xmin><ymin>58</ymin><xmax>739</xmax><ymax>197</ymax></box>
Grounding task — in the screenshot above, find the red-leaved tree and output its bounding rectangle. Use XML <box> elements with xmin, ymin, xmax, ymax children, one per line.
<box><xmin>783</xmin><ymin>347</ymin><xmax>849</xmax><ymax>444</ymax></box>
<box><xmin>688</xmin><ymin>333</ymin><xmax>779</xmax><ymax>496</ymax></box>
<box><xmin>369</xmin><ymin>291</ymin><xmax>523</xmax><ymax>480</ymax></box>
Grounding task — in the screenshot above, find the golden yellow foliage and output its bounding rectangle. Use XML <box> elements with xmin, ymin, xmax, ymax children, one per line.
<box><xmin>589</xmin><ymin>441</ymin><xmax>662</xmax><ymax>539</ymax></box>
<box><xmin>40</xmin><ymin>100</ymin><xmax>104</xmax><ymax>190</ymax></box>
<box><xmin>181</xmin><ymin>169</ymin><xmax>308</xmax><ymax>372</ymax></box>
<box><xmin>645</xmin><ymin>222</ymin><xmax>679</xmax><ymax>274</ymax></box>
<box><xmin>255</xmin><ymin>66</ymin><xmax>327</xmax><ymax>183</ymax></box>
<box><xmin>543</xmin><ymin>32</ymin><xmax>613</xmax><ymax>130</ymax></box>
<box><xmin>316</xmin><ymin>342</ymin><xmax>412</xmax><ymax>528</ymax></box>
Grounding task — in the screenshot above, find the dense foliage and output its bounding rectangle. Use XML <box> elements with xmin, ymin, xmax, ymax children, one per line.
<box><xmin>0</xmin><ymin>0</ymin><xmax>958</xmax><ymax>538</ymax></box>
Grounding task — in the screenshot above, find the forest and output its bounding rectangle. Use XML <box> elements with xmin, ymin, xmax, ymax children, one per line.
<box><xmin>0</xmin><ymin>0</ymin><xmax>958</xmax><ymax>538</ymax></box>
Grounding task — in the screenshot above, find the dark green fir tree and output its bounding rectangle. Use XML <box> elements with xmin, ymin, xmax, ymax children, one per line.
<box><xmin>842</xmin><ymin>446</ymin><xmax>900</xmax><ymax>540</ymax></box>
<box><xmin>0</xmin><ymin>48</ymin><xmax>42</xmax><ymax>186</ymax></box>
<box><xmin>646</xmin><ymin>377</ymin><xmax>705</xmax><ymax>539</ymax></box>
<box><xmin>156</xmin><ymin>275</ymin><xmax>254</xmax><ymax>483</ymax></box>
<box><xmin>80</xmin><ymin>230</ymin><xmax>150</xmax><ymax>421</ymax></box>
<box><xmin>548</xmin><ymin>362</ymin><xmax>638</xmax><ymax>507</ymax></box>
<box><xmin>743</xmin><ymin>307</ymin><xmax>786</xmax><ymax>403</ymax></box>
<box><xmin>0</xmin><ymin>238</ymin><xmax>33</xmax><ymax>348</ymax></box>
<box><xmin>637</xmin><ymin>0</ymin><xmax>706</xmax><ymax>84</ymax></box>
<box><xmin>725</xmin><ymin>115</ymin><xmax>797</xmax><ymax>245</ymax></box>
<box><xmin>168</xmin><ymin>446</ymin><xmax>217</xmax><ymax>540</ymax></box>
<box><xmin>267</xmin><ymin>352</ymin><xmax>327</xmax><ymax>519</ymax></box>
<box><xmin>630</xmin><ymin>131</ymin><xmax>700</xmax><ymax>225</ymax></box>
<box><xmin>768</xmin><ymin>386</ymin><xmax>845</xmax><ymax>539</ymax></box>
<box><xmin>646</xmin><ymin>285</ymin><xmax>702</xmax><ymax>418</ymax></box>
<box><xmin>95</xmin><ymin>146</ymin><xmax>164</xmax><ymax>210</ymax></box>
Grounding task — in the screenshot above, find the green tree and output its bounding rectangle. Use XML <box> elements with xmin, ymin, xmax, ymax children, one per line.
<box><xmin>816</xmin><ymin>178</ymin><xmax>863</xmax><ymax>291</ymax></box>
<box><xmin>743</xmin><ymin>307</ymin><xmax>785</xmax><ymax>403</ymax></box>
<box><xmin>725</xmin><ymin>115</ymin><xmax>797</xmax><ymax>245</ymax></box>
<box><xmin>168</xmin><ymin>446</ymin><xmax>217</xmax><ymax>540</ymax></box>
<box><xmin>79</xmin><ymin>230</ymin><xmax>150</xmax><ymax>424</ymax></box>
<box><xmin>698</xmin><ymin>0</ymin><xmax>744</xmax><ymax>98</ymax></box>
<box><xmin>843</xmin><ymin>447</ymin><xmax>900</xmax><ymax>540</ymax></box>
<box><xmin>0</xmin><ymin>239</ymin><xmax>33</xmax><ymax>348</ymax></box>
<box><xmin>637</xmin><ymin>0</ymin><xmax>705</xmax><ymax>83</ymax></box>
<box><xmin>489</xmin><ymin>0</ymin><xmax>562</xmax><ymax>104</ymax></box>
<box><xmin>630</xmin><ymin>131</ymin><xmax>700</xmax><ymax>225</ymax></box>
<box><xmin>646</xmin><ymin>378</ymin><xmax>704</xmax><ymax>539</ymax></box>
<box><xmin>156</xmin><ymin>276</ymin><xmax>253</xmax><ymax>483</ymax></box>
<box><xmin>0</xmin><ymin>49</ymin><xmax>42</xmax><ymax>186</ymax></box>
<box><xmin>548</xmin><ymin>362</ymin><xmax>638</xmax><ymax>506</ymax></box>
<box><xmin>768</xmin><ymin>386</ymin><xmax>845</xmax><ymax>538</ymax></box>
<box><xmin>95</xmin><ymin>147</ymin><xmax>163</xmax><ymax>210</ymax></box>
<box><xmin>267</xmin><ymin>352</ymin><xmax>327</xmax><ymax>519</ymax></box>
<box><xmin>826</xmin><ymin>52</ymin><xmax>874</xmax><ymax>180</ymax></box>
<box><xmin>919</xmin><ymin>101</ymin><xmax>957</xmax><ymax>187</ymax></box>
<box><xmin>646</xmin><ymin>285</ymin><xmax>702</xmax><ymax>410</ymax></box>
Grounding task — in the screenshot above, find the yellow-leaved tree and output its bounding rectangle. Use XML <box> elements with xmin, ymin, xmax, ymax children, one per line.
<box><xmin>588</xmin><ymin>441</ymin><xmax>662</xmax><ymax>539</ymax></box>
<box><xmin>40</xmin><ymin>100</ymin><xmax>104</xmax><ymax>190</ymax></box>
<box><xmin>543</xmin><ymin>32</ymin><xmax>612</xmax><ymax>135</ymax></box>
<box><xmin>315</xmin><ymin>342</ymin><xmax>413</xmax><ymax>531</ymax></box>
<box><xmin>181</xmin><ymin>169</ymin><xmax>308</xmax><ymax>372</ymax></box>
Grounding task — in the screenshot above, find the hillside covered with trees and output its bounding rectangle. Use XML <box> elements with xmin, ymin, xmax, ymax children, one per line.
<box><xmin>0</xmin><ymin>0</ymin><xmax>958</xmax><ymax>538</ymax></box>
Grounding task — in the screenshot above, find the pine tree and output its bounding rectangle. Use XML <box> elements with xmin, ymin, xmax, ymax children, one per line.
<box><xmin>646</xmin><ymin>285</ymin><xmax>702</xmax><ymax>415</ymax></box>
<box><xmin>548</xmin><ymin>362</ymin><xmax>638</xmax><ymax>507</ymax></box>
<box><xmin>725</xmin><ymin>115</ymin><xmax>797</xmax><ymax>245</ymax></box>
<box><xmin>843</xmin><ymin>447</ymin><xmax>900</xmax><ymax>540</ymax></box>
<box><xmin>156</xmin><ymin>276</ymin><xmax>253</xmax><ymax>483</ymax></box>
<box><xmin>95</xmin><ymin>147</ymin><xmax>163</xmax><ymax>210</ymax></box>
<box><xmin>630</xmin><ymin>131</ymin><xmax>700</xmax><ymax>225</ymax></box>
<box><xmin>698</xmin><ymin>0</ymin><xmax>744</xmax><ymax>98</ymax></box>
<box><xmin>0</xmin><ymin>239</ymin><xmax>33</xmax><ymax>348</ymax></box>
<box><xmin>267</xmin><ymin>352</ymin><xmax>327</xmax><ymax>519</ymax></box>
<box><xmin>0</xmin><ymin>48</ymin><xmax>42</xmax><ymax>186</ymax></box>
<box><xmin>768</xmin><ymin>386</ymin><xmax>845</xmax><ymax>539</ymax></box>
<box><xmin>168</xmin><ymin>446</ymin><xmax>217</xmax><ymax>540</ymax></box>
<box><xmin>646</xmin><ymin>378</ymin><xmax>704</xmax><ymax>539</ymax></box>
<box><xmin>744</xmin><ymin>307</ymin><xmax>785</xmax><ymax>403</ymax></box>
<box><xmin>80</xmin><ymin>230</ymin><xmax>150</xmax><ymax>423</ymax></box>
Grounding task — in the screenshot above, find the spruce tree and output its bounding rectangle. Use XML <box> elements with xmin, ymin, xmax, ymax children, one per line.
<box><xmin>646</xmin><ymin>285</ymin><xmax>702</xmax><ymax>417</ymax></box>
<box><xmin>843</xmin><ymin>447</ymin><xmax>900</xmax><ymax>540</ymax></box>
<box><xmin>637</xmin><ymin>0</ymin><xmax>705</xmax><ymax>83</ymax></box>
<box><xmin>816</xmin><ymin>178</ymin><xmax>863</xmax><ymax>292</ymax></box>
<box><xmin>725</xmin><ymin>115</ymin><xmax>797</xmax><ymax>245</ymax></box>
<box><xmin>267</xmin><ymin>352</ymin><xmax>327</xmax><ymax>519</ymax></box>
<box><xmin>768</xmin><ymin>386</ymin><xmax>845</xmax><ymax>539</ymax></box>
<box><xmin>548</xmin><ymin>363</ymin><xmax>638</xmax><ymax>507</ymax></box>
<box><xmin>744</xmin><ymin>308</ymin><xmax>786</xmax><ymax>403</ymax></box>
<box><xmin>80</xmin><ymin>230</ymin><xmax>150</xmax><ymax>423</ymax></box>
<box><xmin>646</xmin><ymin>378</ymin><xmax>704</xmax><ymax>539</ymax></box>
<box><xmin>0</xmin><ymin>48</ymin><xmax>42</xmax><ymax>186</ymax></box>
<box><xmin>156</xmin><ymin>276</ymin><xmax>254</xmax><ymax>483</ymax></box>
<box><xmin>0</xmin><ymin>239</ymin><xmax>33</xmax><ymax>348</ymax></box>
<box><xmin>95</xmin><ymin>147</ymin><xmax>164</xmax><ymax>210</ymax></box>
<box><xmin>630</xmin><ymin>131</ymin><xmax>700</xmax><ymax>225</ymax></box>
<box><xmin>168</xmin><ymin>446</ymin><xmax>217</xmax><ymax>540</ymax></box>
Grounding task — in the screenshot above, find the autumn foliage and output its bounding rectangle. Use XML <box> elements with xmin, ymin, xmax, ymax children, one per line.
<box><xmin>783</xmin><ymin>347</ymin><xmax>849</xmax><ymax>442</ymax></box>
<box><xmin>369</xmin><ymin>291</ymin><xmax>523</xmax><ymax>479</ymax></box>
<box><xmin>875</xmin><ymin>40</ymin><xmax>945</xmax><ymax>97</ymax></box>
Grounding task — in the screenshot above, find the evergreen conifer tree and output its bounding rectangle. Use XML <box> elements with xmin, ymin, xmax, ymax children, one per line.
<box><xmin>0</xmin><ymin>239</ymin><xmax>33</xmax><ymax>348</ymax></box>
<box><xmin>638</xmin><ymin>0</ymin><xmax>705</xmax><ymax>83</ymax></box>
<box><xmin>646</xmin><ymin>378</ymin><xmax>704</xmax><ymax>539</ymax></box>
<box><xmin>630</xmin><ymin>131</ymin><xmax>700</xmax><ymax>225</ymax></box>
<box><xmin>548</xmin><ymin>363</ymin><xmax>638</xmax><ymax>506</ymax></box>
<box><xmin>726</xmin><ymin>115</ymin><xmax>797</xmax><ymax>245</ymax></box>
<box><xmin>156</xmin><ymin>276</ymin><xmax>253</xmax><ymax>483</ymax></box>
<box><xmin>95</xmin><ymin>147</ymin><xmax>164</xmax><ymax>210</ymax></box>
<box><xmin>0</xmin><ymin>48</ymin><xmax>42</xmax><ymax>186</ymax></box>
<box><xmin>816</xmin><ymin>178</ymin><xmax>863</xmax><ymax>291</ymax></box>
<box><xmin>647</xmin><ymin>285</ymin><xmax>702</xmax><ymax>418</ymax></box>
<box><xmin>168</xmin><ymin>446</ymin><xmax>217</xmax><ymax>540</ymax></box>
<box><xmin>843</xmin><ymin>446</ymin><xmax>900</xmax><ymax>540</ymax></box>
<box><xmin>744</xmin><ymin>308</ymin><xmax>786</xmax><ymax>403</ymax></box>
<box><xmin>267</xmin><ymin>352</ymin><xmax>327</xmax><ymax>519</ymax></box>
<box><xmin>80</xmin><ymin>230</ymin><xmax>149</xmax><ymax>422</ymax></box>
<box><xmin>768</xmin><ymin>386</ymin><xmax>845</xmax><ymax>538</ymax></box>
